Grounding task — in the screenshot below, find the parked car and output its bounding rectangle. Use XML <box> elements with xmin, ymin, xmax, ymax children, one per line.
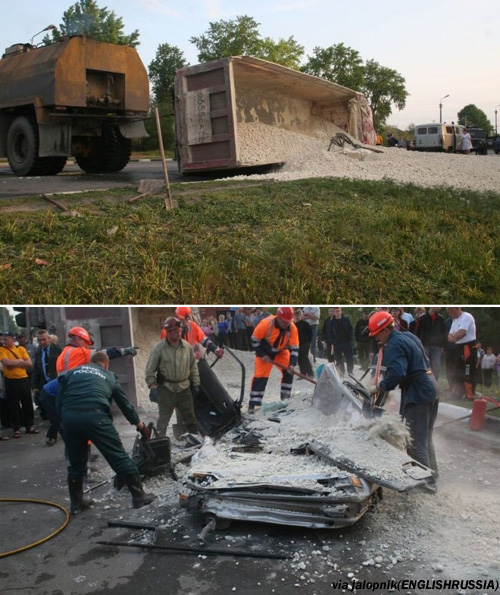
<box><xmin>468</xmin><ymin>127</ymin><xmax>488</xmax><ymax>155</ymax></box>
<box><xmin>414</xmin><ymin>123</ymin><xmax>464</xmax><ymax>152</ymax></box>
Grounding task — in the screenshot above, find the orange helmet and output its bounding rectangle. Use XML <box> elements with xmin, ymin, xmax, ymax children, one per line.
<box><xmin>164</xmin><ymin>317</ymin><xmax>182</xmax><ymax>331</ymax></box>
<box><xmin>276</xmin><ymin>306</ymin><xmax>294</xmax><ymax>324</ymax></box>
<box><xmin>368</xmin><ymin>312</ymin><xmax>394</xmax><ymax>337</ymax></box>
<box><xmin>68</xmin><ymin>326</ymin><xmax>94</xmax><ymax>345</ymax></box>
<box><xmin>175</xmin><ymin>306</ymin><xmax>192</xmax><ymax>320</ymax></box>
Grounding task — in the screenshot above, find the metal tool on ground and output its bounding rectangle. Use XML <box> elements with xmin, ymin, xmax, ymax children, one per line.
<box><xmin>155</xmin><ymin>106</ymin><xmax>175</xmax><ymax>210</ymax></box>
<box><xmin>328</xmin><ymin>132</ymin><xmax>384</xmax><ymax>153</ymax></box>
<box><xmin>270</xmin><ymin>359</ymin><xmax>317</xmax><ymax>384</ymax></box>
<box><xmin>95</xmin><ymin>539</ymin><xmax>290</xmax><ymax>559</ymax></box>
<box><xmin>127</xmin><ymin>178</ymin><xmax>165</xmax><ymax>204</ymax></box>
<box><xmin>40</xmin><ymin>193</ymin><xmax>69</xmax><ymax>212</ymax></box>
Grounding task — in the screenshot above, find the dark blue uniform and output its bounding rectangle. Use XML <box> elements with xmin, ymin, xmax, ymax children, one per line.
<box><xmin>57</xmin><ymin>363</ymin><xmax>140</xmax><ymax>479</ymax></box>
<box><xmin>380</xmin><ymin>331</ymin><xmax>439</xmax><ymax>477</ymax></box>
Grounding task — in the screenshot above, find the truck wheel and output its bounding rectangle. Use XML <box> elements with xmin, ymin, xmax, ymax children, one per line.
<box><xmin>41</xmin><ymin>157</ymin><xmax>68</xmax><ymax>175</ymax></box>
<box><xmin>75</xmin><ymin>140</ymin><xmax>106</xmax><ymax>173</ymax></box>
<box><xmin>6</xmin><ymin>116</ymin><xmax>44</xmax><ymax>176</ymax></box>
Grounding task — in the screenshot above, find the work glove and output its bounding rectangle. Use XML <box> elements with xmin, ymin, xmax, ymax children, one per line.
<box><xmin>121</xmin><ymin>346</ymin><xmax>138</xmax><ymax>356</ymax></box>
<box><xmin>190</xmin><ymin>384</ymin><xmax>200</xmax><ymax>397</ymax></box>
<box><xmin>136</xmin><ymin>421</ymin><xmax>152</xmax><ymax>441</ymax></box>
<box><xmin>148</xmin><ymin>387</ymin><xmax>159</xmax><ymax>403</ymax></box>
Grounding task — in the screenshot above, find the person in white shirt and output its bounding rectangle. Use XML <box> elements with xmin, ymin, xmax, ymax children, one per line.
<box><xmin>480</xmin><ymin>347</ymin><xmax>496</xmax><ymax>388</ymax></box>
<box><xmin>446</xmin><ymin>307</ymin><xmax>477</xmax><ymax>399</ymax></box>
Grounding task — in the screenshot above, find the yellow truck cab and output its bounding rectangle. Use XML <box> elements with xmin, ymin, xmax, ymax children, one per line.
<box><xmin>414</xmin><ymin>123</ymin><xmax>465</xmax><ymax>152</ymax></box>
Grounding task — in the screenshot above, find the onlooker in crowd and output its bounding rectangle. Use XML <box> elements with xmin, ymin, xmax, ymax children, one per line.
<box><xmin>0</xmin><ymin>331</ymin><xmax>11</xmax><ymax>437</ymax></box>
<box><xmin>409</xmin><ymin>307</ymin><xmax>426</xmax><ymax>334</ymax></box>
<box><xmin>480</xmin><ymin>347</ymin><xmax>496</xmax><ymax>388</ymax></box>
<box><xmin>446</xmin><ymin>307</ymin><xmax>477</xmax><ymax>399</ymax></box>
<box><xmin>56</xmin><ymin>326</ymin><xmax>137</xmax><ymax>374</ymax></box>
<box><xmin>226</xmin><ymin>311</ymin><xmax>236</xmax><ymax>349</ymax></box>
<box><xmin>50</xmin><ymin>334</ymin><xmax>59</xmax><ymax>345</ymax></box>
<box><xmin>414</xmin><ymin>307</ymin><xmax>447</xmax><ymax>380</ymax></box>
<box><xmin>369</xmin><ymin>311</ymin><xmax>438</xmax><ymax>493</ymax></box>
<box><xmin>16</xmin><ymin>333</ymin><xmax>34</xmax><ymax>379</ymax></box>
<box><xmin>57</xmin><ymin>352</ymin><xmax>155</xmax><ymax>513</ymax></box>
<box><xmin>0</xmin><ymin>331</ymin><xmax>39</xmax><ymax>438</ymax></box>
<box><xmin>234</xmin><ymin>308</ymin><xmax>249</xmax><ymax>351</ymax></box>
<box><xmin>244</xmin><ymin>308</ymin><xmax>255</xmax><ymax>351</ymax></box>
<box><xmin>391</xmin><ymin>307</ymin><xmax>408</xmax><ymax>331</ymax></box>
<box><xmin>217</xmin><ymin>314</ymin><xmax>230</xmax><ymax>348</ymax></box>
<box><xmin>330</xmin><ymin>307</ymin><xmax>354</xmax><ymax>376</ymax></box>
<box><xmin>462</xmin><ymin>128</ymin><xmax>472</xmax><ymax>154</ymax></box>
<box><xmin>145</xmin><ymin>317</ymin><xmax>200</xmax><ymax>437</ymax></box>
<box><xmin>322</xmin><ymin>308</ymin><xmax>337</xmax><ymax>363</ymax></box>
<box><xmin>248</xmin><ymin>307</ymin><xmax>299</xmax><ymax>412</ymax></box>
<box><xmin>38</xmin><ymin>378</ymin><xmax>63</xmax><ymax>445</ymax></box>
<box><xmin>354</xmin><ymin>309</ymin><xmax>371</xmax><ymax>371</ymax></box>
<box><xmin>32</xmin><ymin>329</ymin><xmax>62</xmax><ymax>444</ymax></box>
<box><xmin>302</xmin><ymin>307</ymin><xmax>320</xmax><ymax>364</ymax></box>
<box><xmin>294</xmin><ymin>309</ymin><xmax>314</xmax><ymax>378</ymax></box>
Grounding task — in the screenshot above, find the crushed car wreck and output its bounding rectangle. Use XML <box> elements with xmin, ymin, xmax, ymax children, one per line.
<box><xmin>175</xmin><ymin>356</ymin><xmax>433</xmax><ymax>530</ymax></box>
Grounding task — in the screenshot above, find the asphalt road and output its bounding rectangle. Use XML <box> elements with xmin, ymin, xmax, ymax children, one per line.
<box><xmin>0</xmin><ymin>160</ymin><xmax>187</xmax><ymax>200</ymax></box>
<box><xmin>1</xmin><ymin>405</ymin><xmax>499</xmax><ymax>595</ymax></box>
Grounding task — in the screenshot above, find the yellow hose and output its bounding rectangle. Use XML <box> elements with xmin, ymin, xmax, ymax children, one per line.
<box><xmin>0</xmin><ymin>498</ymin><xmax>70</xmax><ymax>558</ymax></box>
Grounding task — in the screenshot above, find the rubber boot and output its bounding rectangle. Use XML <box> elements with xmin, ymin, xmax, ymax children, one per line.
<box><xmin>123</xmin><ymin>474</ymin><xmax>156</xmax><ymax>509</ymax></box>
<box><xmin>68</xmin><ymin>476</ymin><xmax>93</xmax><ymax>515</ymax></box>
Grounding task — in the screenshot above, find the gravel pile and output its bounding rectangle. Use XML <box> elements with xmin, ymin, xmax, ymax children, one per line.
<box><xmin>233</xmin><ymin>123</ymin><xmax>500</xmax><ymax>193</ymax></box>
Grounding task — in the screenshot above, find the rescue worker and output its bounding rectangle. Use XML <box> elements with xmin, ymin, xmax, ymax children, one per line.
<box><xmin>56</xmin><ymin>326</ymin><xmax>137</xmax><ymax>374</ymax></box>
<box><xmin>368</xmin><ymin>311</ymin><xmax>439</xmax><ymax>493</ymax></box>
<box><xmin>160</xmin><ymin>307</ymin><xmax>224</xmax><ymax>360</ymax></box>
<box><xmin>145</xmin><ymin>316</ymin><xmax>201</xmax><ymax>437</ymax></box>
<box><xmin>57</xmin><ymin>352</ymin><xmax>155</xmax><ymax>513</ymax></box>
<box><xmin>248</xmin><ymin>307</ymin><xmax>299</xmax><ymax>412</ymax></box>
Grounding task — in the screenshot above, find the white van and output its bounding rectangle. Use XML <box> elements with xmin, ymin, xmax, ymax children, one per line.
<box><xmin>414</xmin><ymin>123</ymin><xmax>465</xmax><ymax>152</ymax></box>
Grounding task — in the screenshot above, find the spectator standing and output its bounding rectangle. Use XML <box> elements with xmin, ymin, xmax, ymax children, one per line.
<box><xmin>322</xmin><ymin>308</ymin><xmax>336</xmax><ymax>363</ymax></box>
<box><xmin>294</xmin><ymin>309</ymin><xmax>314</xmax><ymax>378</ymax></box>
<box><xmin>0</xmin><ymin>331</ymin><xmax>38</xmax><ymax>438</ymax></box>
<box><xmin>145</xmin><ymin>317</ymin><xmax>200</xmax><ymax>437</ymax></box>
<box><xmin>414</xmin><ymin>307</ymin><xmax>447</xmax><ymax>380</ymax></box>
<box><xmin>409</xmin><ymin>307</ymin><xmax>426</xmax><ymax>334</ymax></box>
<box><xmin>330</xmin><ymin>307</ymin><xmax>354</xmax><ymax>375</ymax></box>
<box><xmin>302</xmin><ymin>307</ymin><xmax>320</xmax><ymax>364</ymax></box>
<box><xmin>475</xmin><ymin>342</ymin><xmax>485</xmax><ymax>385</ymax></box>
<box><xmin>32</xmin><ymin>329</ymin><xmax>62</xmax><ymax>444</ymax></box>
<box><xmin>391</xmin><ymin>307</ymin><xmax>409</xmax><ymax>331</ymax></box>
<box><xmin>480</xmin><ymin>348</ymin><xmax>496</xmax><ymax>388</ymax></box>
<box><xmin>244</xmin><ymin>308</ymin><xmax>255</xmax><ymax>351</ymax></box>
<box><xmin>447</xmin><ymin>307</ymin><xmax>477</xmax><ymax>399</ymax></box>
<box><xmin>354</xmin><ymin>309</ymin><xmax>371</xmax><ymax>371</ymax></box>
<box><xmin>57</xmin><ymin>352</ymin><xmax>155</xmax><ymax>513</ymax></box>
<box><xmin>234</xmin><ymin>308</ymin><xmax>249</xmax><ymax>351</ymax></box>
<box><xmin>248</xmin><ymin>307</ymin><xmax>299</xmax><ymax>412</ymax></box>
<box><xmin>462</xmin><ymin>128</ymin><xmax>472</xmax><ymax>154</ymax></box>
<box><xmin>369</xmin><ymin>311</ymin><xmax>439</xmax><ymax>493</ymax></box>
<box><xmin>217</xmin><ymin>315</ymin><xmax>229</xmax><ymax>348</ymax></box>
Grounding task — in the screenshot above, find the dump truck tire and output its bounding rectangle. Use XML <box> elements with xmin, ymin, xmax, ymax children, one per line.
<box><xmin>102</xmin><ymin>123</ymin><xmax>131</xmax><ymax>172</ymax></box>
<box><xmin>6</xmin><ymin>115</ymin><xmax>44</xmax><ymax>176</ymax></box>
<box><xmin>41</xmin><ymin>156</ymin><xmax>67</xmax><ymax>176</ymax></box>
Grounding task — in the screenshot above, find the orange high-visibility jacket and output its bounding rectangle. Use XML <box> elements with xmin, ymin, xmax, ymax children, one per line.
<box><xmin>56</xmin><ymin>344</ymin><xmax>94</xmax><ymax>374</ymax></box>
<box><xmin>251</xmin><ymin>316</ymin><xmax>299</xmax><ymax>362</ymax></box>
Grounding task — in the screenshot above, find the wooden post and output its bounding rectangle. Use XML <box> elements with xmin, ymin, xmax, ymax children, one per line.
<box><xmin>155</xmin><ymin>107</ymin><xmax>174</xmax><ymax>210</ymax></box>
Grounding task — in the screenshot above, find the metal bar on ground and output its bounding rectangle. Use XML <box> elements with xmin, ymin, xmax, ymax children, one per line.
<box><xmin>95</xmin><ymin>540</ymin><xmax>290</xmax><ymax>559</ymax></box>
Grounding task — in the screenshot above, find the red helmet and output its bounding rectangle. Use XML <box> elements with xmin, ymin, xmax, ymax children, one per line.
<box><xmin>175</xmin><ymin>306</ymin><xmax>192</xmax><ymax>320</ymax></box>
<box><xmin>164</xmin><ymin>317</ymin><xmax>182</xmax><ymax>331</ymax></box>
<box><xmin>276</xmin><ymin>306</ymin><xmax>294</xmax><ymax>323</ymax></box>
<box><xmin>368</xmin><ymin>312</ymin><xmax>394</xmax><ymax>337</ymax></box>
<box><xmin>68</xmin><ymin>326</ymin><xmax>94</xmax><ymax>345</ymax></box>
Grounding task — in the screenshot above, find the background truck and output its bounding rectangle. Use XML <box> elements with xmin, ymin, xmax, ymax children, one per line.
<box><xmin>174</xmin><ymin>56</ymin><xmax>376</xmax><ymax>174</ymax></box>
<box><xmin>0</xmin><ymin>35</ymin><xmax>149</xmax><ymax>176</ymax></box>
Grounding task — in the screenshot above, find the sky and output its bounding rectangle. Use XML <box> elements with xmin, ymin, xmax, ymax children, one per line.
<box><xmin>1</xmin><ymin>0</ymin><xmax>499</xmax><ymax>131</ymax></box>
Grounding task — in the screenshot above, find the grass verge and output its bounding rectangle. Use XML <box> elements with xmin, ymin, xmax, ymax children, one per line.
<box><xmin>0</xmin><ymin>177</ymin><xmax>499</xmax><ymax>304</ymax></box>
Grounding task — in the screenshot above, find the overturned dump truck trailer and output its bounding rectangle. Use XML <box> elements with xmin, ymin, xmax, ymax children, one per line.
<box><xmin>0</xmin><ymin>35</ymin><xmax>149</xmax><ymax>176</ymax></box>
<box><xmin>174</xmin><ymin>56</ymin><xmax>376</xmax><ymax>174</ymax></box>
